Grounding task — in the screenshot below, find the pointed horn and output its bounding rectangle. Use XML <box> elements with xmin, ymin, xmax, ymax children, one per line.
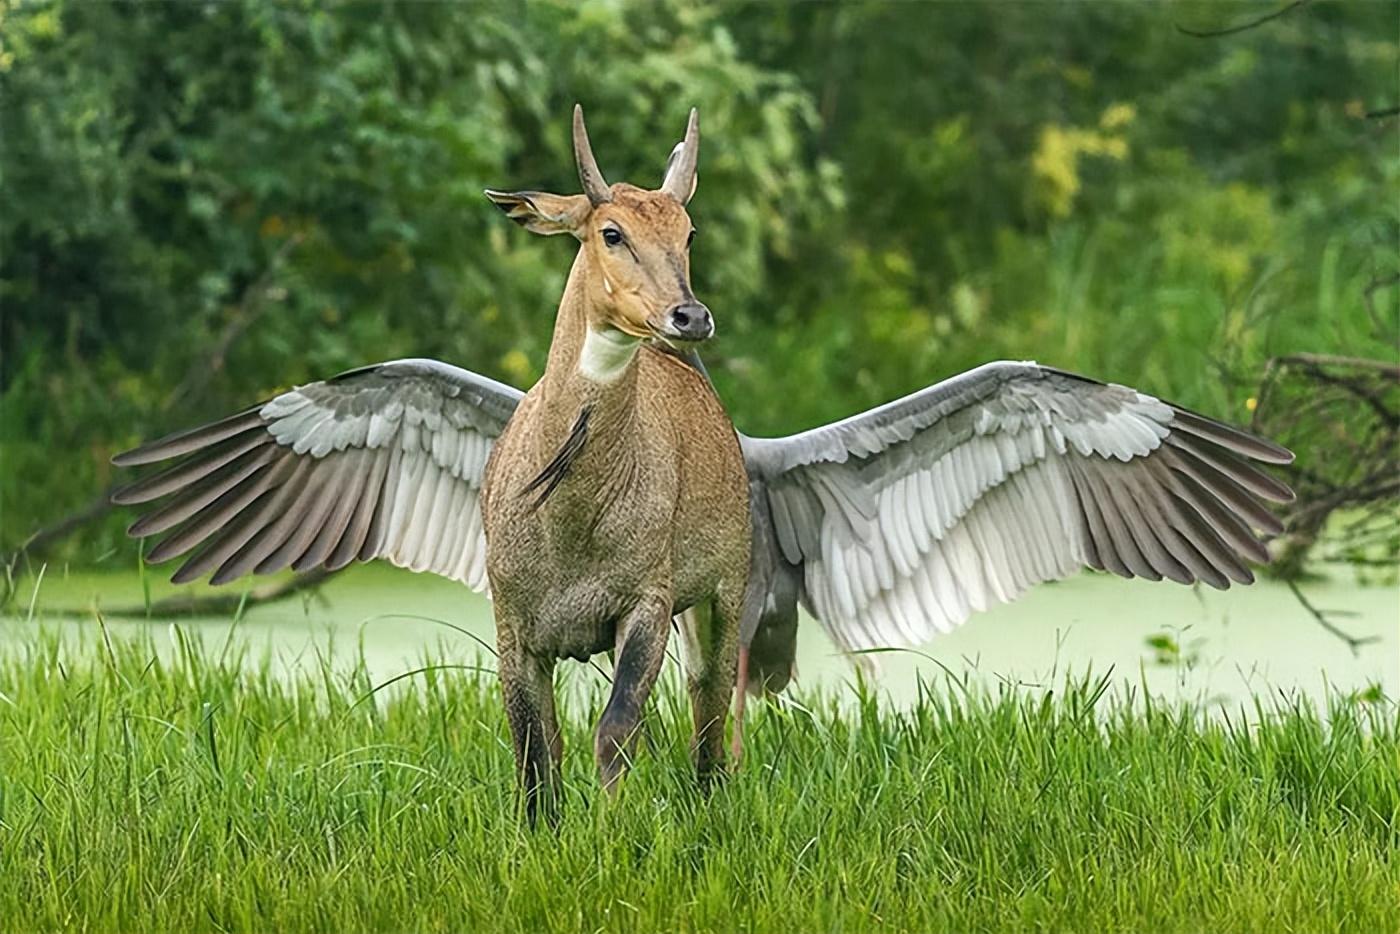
<box><xmin>572</xmin><ymin>104</ymin><xmax>611</xmax><ymax>206</ymax></box>
<box><xmin>661</xmin><ymin>107</ymin><xmax>699</xmax><ymax>203</ymax></box>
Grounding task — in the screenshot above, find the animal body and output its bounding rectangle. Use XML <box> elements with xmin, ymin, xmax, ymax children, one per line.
<box><xmin>111</xmin><ymin>105</ymin><xmax>1295</xmax><ymax>821</ymax></box>
<box><xmin>479</xmin><ymin>108</ymin><xmax>750</xmax><ymax>815</ymax></box>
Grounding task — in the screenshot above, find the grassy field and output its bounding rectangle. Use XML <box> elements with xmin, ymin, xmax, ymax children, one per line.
<box><xmin>0</xmin><ymin>630</ymin><xmax>1396</xmax><ymax>934</ymax></box>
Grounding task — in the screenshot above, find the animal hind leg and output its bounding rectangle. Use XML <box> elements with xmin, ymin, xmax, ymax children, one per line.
<box><xmin>595</xmin><ymin>593</ymin><xmax>670</xmax><ymax>793</ymax></box>
<box><xmin>681</xmin><ymin>591</ymin><xmax>739</xmax><ymax>786</ymax></box>
<box><xmin>498</xmin><ymin>634</ymin><xmax>559</xmax><ymax>825</ymax></box>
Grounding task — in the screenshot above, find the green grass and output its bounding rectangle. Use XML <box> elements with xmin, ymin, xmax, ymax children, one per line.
<box><xmin>1</xmin><ymin>630</ymin><xmax>1396</xmax><ymax>933</ymax></box>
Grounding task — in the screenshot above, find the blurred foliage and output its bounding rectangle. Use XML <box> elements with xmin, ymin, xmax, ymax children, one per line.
<box><xmin>1</xmin><ymin>0</ymin><xmax>1396</xmax><ymax>567</ymax></box>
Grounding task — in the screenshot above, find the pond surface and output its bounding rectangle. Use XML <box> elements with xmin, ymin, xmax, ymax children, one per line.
<box><xmin>4</xmin><ymin>563</ymin><xmax>1396</xmax><ymax>711</ymax></box>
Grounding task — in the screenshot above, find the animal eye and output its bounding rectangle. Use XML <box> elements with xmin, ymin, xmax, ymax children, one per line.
<box><xmin>602</xmin><ymin>227</ymin><xmax>624</xmax><ymax>247</ymax></box>
<box><xmin>686</xmin><ymin>229</ymin><xmax>696</xmax><ymax>247</ymax></box>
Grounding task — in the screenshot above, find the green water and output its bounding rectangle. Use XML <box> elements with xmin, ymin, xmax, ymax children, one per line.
<box><xmin>4</xmin><ymin>563</ymin><xmax>1396</xmax><ymax>709</ymax></box>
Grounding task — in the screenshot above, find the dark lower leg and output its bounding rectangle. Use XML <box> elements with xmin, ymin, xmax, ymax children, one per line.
<box><xmin>685</xmin><ymin>600</ymin><xmax>737</xmax><ymax>786</ymax></box>
<box><xmin>595</xmin><ymin>597</ymin><xmax>669</xmax><ymax>792</ymax></box>
<box><xmin>500</xmin><ymin>650</ymin><xmax>557</xmax><ymax>826</ymax></box>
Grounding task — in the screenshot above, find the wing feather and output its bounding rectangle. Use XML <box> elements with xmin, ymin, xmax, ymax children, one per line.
<box><xmin>744</xmin><ymin>361</ymin><xmax>1293</xmax><ymax>651</ymax></box>
<box><xmin>113</xmin><ymin>358</ymin><xmax>522</xmax><ymax>589</ymax></box>
<box><xmin>295</xmin><ymin>448</ymin><xmax>371</xmax><ymax>572</ymax></box>
<box><xmin>126</xmin><ymin>446</ymin><xmax>277</xmax><ymax>537</ymax></box>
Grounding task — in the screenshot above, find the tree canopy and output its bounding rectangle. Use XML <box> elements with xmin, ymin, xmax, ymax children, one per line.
<box><xmin>1</xmin><ymin>0</ymin><xmax>1395</xmax><ymax>564</ymax></box>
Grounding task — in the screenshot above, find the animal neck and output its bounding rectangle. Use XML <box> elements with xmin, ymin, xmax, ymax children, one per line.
<box><xmin>538</xmin><ymin>250</ymin><xmax>645</xmax><ymax>441</ymax></box>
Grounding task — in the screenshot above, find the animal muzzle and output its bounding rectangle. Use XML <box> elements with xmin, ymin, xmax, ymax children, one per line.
<box><xmin>655</xmin><ymin>302</ymin><xmax>714</xmax><ymax>343</ymax></box>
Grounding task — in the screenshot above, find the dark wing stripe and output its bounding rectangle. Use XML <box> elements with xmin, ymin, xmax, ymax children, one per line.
<box><xmin>1094</xmin><ymin>463</ymin><xmax>1167</xmax><ymax>580</ymax></box>
<box><xmin>1164</xmin><ymin>465</ymin><xmax>1271</xmax><ymax>564</ymax></box>
<box><xmin>1140</xmin><ymin>479</ymin><xmax>1233</xmax><ymax>588</ymax></box>
<box><xmin>1165</xmin><ymin>433</ymin><xmax>1294</xmax><ymax>504</ymax></box>
<box><xmin>256</xmin><ymin>455</ymin><xmax>350</xmax><ymax>575</ymax></box>
<box><xmin>1068</xmin><ymin>462</ymin><xmax>1132</xmax><ymax>578</ymax></box>
<box><xmin>1064</xmin><ymin>469</ymin><xmax>1105</xmax><ymax>573</ymax></box>
<box><xmin>111</xmin><ymin>432</ymin><xmax>269</xmax><ymax>505</ymax></box>
<box><xmin>146</xmin><ymin>456</ymin><xmax>295</xmax><ymax>563</ymax></box>
<box><xmin>329</xmin><ymin>448</ymin><xmax>388</xmax><ymax>571</ymax></box>
<box><xmin>169</xmin><ymin>489</ymin><xmax>277</xmax><ymax>585</ymax></box>
<box><xmin>358</xmin><ymin>446</ymin><xmax>401</xmax><ymax>563</ymax></box>
<box><xmin>1168</xmin><ymin>407</ymin><xmax>1293</xmax><ymax>464</ymax></box>
<box><xmin>1120</xmin><ymin>474</ymin><xmax>1201</xmax><ymax>585</ymax></box>
<box><xmin>112</xmin><ymin>410</ymin><xmax>264</xmax><ymax>467</ymax></box>
<box><xmin>173</xmin><ymin>459</ymin><xmax>313</xmax><ymax>585</ymax></box>
<box><xmin>294</xmin><ymin>450</ymin><xmax>370</xmax><ymax>572</ymax></box>
<box><xmin>1155</xmin><ymin>471</ymin><xmax>1254</xmax><ymax>585</ymax></box>
<box><xmin>1077</xmin><ymin>459</ymin><xmax>1159</xmax><ymax>580</ymax></box>
<box><xmin>199</xmin><ymin>458</ymin><xmax>319</xmax><ymax>585</ymax></box>
<box><xmin>127</xmin><ymin>446</ymin><xmax>276</xmax><ymax>537</ymax></box>
<box><xmin>1100</xmin><ymin>463</ymin><xmax>1192</xmax><ymax>583</ymax></box>
<box><xmin>1179</xmin><ymin>498</ymin><xmax>1254</xmax><ymax>585</ymax></box>
<box><xmin>1161</xmin><ymin>446</ymin><xmax>1284</xmax><ymax>535</ymax></box>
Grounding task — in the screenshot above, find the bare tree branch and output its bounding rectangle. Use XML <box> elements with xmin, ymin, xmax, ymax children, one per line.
<box><xmin>1269</xmin><ymin>352</ymin><xmax>1400</xmax><ymax>377</ymax></box>
<box><xmin>1251</xmin><ymin>326</ymin><xmax>1399</xmax><ymax>577</ymax></box>
<box><xmin>7</xmin><ymin>491</ymin><xmax>115</xmax><ymax>571</ymax></box>
<box><xmin>100</xmin><ymin>566</ymin><xmax>341</xmax><ymax>619</ymax></box>
<box><xmin>1286</xmin><ymin>581</ymin><xmax>1381</xmax><ymax>656</ymax></box>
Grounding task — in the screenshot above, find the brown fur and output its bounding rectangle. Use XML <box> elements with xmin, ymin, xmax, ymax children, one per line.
<box><xmin>481</xmin><ymin>160</ymin><xmax>750</xmax><ymax>821</ymax></box>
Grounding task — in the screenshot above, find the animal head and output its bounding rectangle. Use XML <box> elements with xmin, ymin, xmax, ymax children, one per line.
<box><xmin>486</xmin><ymin>105</ymin><xmax>711</xmax><ymax>344</ymax></box>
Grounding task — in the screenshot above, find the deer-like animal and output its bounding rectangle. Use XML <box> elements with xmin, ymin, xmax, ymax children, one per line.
<box><xmin>110</xmin><ymin>106</ymin><xmax>751</xmax><ymax>820</ymax></box>
<box><xmin>479</xmin><ymin>107</ymin><xmax>750</xmax><ymax>815</ymax></box>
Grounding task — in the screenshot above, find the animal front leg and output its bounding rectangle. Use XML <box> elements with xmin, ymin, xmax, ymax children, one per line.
<box><xmin>499</xmin><ymin>640</ymin><xmax>559</xmax><ymax>825</ymax></box>
<box><xmin>595</xmin><ymin>594</ymin><xmax>670</xmax><ymax>793</ymax></box>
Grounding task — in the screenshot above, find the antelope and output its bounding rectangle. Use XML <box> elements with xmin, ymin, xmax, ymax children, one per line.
<box><xmin>478</xmin><ymin>106</ymin><xmax>750</xmax><ymax>815</ymax></box>
<box><xmin>113</xmin><ymin>105</ymin><xmax>752</xmax><ymax>820</ymax></box>
<box><xmin>112</xmin><ymin>104</ymin><xmax>1295</xmax><ymax>820</ymax></box>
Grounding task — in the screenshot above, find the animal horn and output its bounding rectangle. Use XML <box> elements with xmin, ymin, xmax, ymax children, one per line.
<box><xmin>661</xmin><ymin>107</ymin><xmax>699</xmax><ymax>204</ymax></box>
<box><xmin>572</xmin><ymin>104</ymin><xmax>611</xmax><ymax>206</ymax></box>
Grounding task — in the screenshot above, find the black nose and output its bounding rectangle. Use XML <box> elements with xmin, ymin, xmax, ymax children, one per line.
<box><xmin>667</xmin><ymin>302</ymin><xmax>713</xmax><ymax>341</ymax></box>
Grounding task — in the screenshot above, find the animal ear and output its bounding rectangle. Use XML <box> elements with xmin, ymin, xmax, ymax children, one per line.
<box><xmin>484</xmin><ymin>190</ymin><xmax>591</xmax><ymax>238</ymax></box>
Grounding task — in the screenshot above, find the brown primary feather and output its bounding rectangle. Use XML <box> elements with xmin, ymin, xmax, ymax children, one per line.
<box><xmin>111</xmin><ymin>409</ymin><xmax>264</xmax><ymax>467</ymax></box>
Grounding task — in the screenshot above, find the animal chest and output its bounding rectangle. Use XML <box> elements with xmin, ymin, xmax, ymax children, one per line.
<box><xmin>483</xmin><ymin>429</ymin><xmax>680</xmax><ymax>658</ymax></box>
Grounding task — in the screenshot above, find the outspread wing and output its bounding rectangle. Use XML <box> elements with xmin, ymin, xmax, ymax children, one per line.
<box><xmin>741</xmin><ymin>361</ymin><xmax>1295</xmax><ymax>652</ymax></box>
<box><xmin>112</xmin><ymin>358</ymin><xmax>523</xmax><ymax>589</ymax></box>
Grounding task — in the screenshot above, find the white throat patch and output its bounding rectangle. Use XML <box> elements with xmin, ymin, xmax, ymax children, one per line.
<box><xmin>579</xmin><ymin>326</ymin><xmax>640</xmax><ymax>382</ymax></box>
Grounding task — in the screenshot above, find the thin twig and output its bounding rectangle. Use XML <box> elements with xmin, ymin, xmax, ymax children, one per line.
<box><xmin>1270</xmin><ymin>352</ymin><xmax>1400</xmax><ymax>378</ymax></box>
<box><xmin>8</xmin><ymin>491</ymin><xmax>115</xmax><ymax>572</ymax></box>
<box><xmin>1363</xmin><ymin>272</ymin><xmax>1399</xmax><ymax>336</ymax></box>
<box><xmin>1176</xmin><ymin>0</ymin><xmax>1310</xmax><ymax>38</ymax></box>
<box><xmin>1285</xmin><ymin>580</ymin><xmax>1381</xmax><ymax>656</ymax></box>
<box><xmin>1365</xmin><ymin>106</ymin><xmax>1399</xmax><ymax>120</ymax></box>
